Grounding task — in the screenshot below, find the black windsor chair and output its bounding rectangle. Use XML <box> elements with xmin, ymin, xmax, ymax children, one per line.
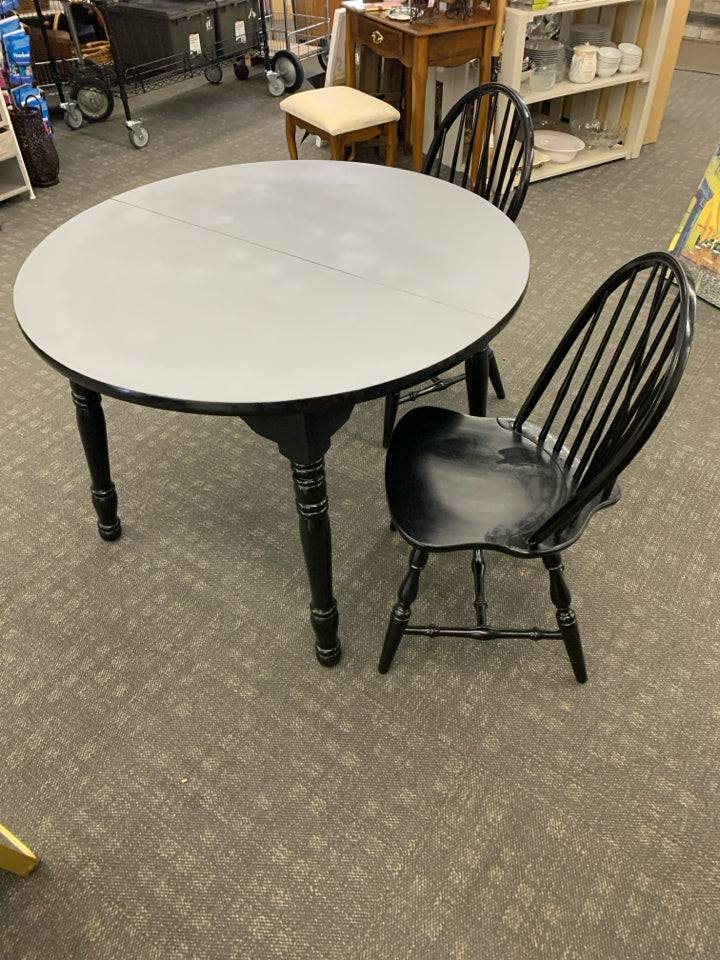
<box><xmin>378</xmin><ymin>252</ymin><xmax>695</xmax><ymax>680</ymax></box>
<box><xmin>382</xmin><ymin>81</ymin><xmax>534</xmax><ymax>449</ymax></box>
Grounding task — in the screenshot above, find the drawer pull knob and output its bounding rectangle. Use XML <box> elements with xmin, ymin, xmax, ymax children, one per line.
<box><xmin>371</xmin><ymin>30</ymin><xmax>384</xmax><ymax>44</ymax></box>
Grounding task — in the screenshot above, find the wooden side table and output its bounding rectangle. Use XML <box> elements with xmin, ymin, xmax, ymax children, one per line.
<box><xmin>344</xmin><ymin>4</ymin><xmax>498</xmax><ymax>172</ymax></box>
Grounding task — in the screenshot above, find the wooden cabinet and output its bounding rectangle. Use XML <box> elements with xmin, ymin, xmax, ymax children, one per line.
<box><xmin>498</xmin><ymin>0</ymin><xmax>674</xmax><ymax>181</ymax></box>
<box><xmin>345</xmin><ymin>5</ymin><xmax>498</xmax><ymax>171</ymax></box>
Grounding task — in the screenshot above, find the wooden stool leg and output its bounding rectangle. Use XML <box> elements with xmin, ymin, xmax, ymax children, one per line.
<box><xmin>348</xmin><ymin>141</ymin><xmax>359</xmax><ymax>161</ymax></box>
<box><xmin>330</xmin><ymin>134</ymin><xmax>344</xmax><ymax>160</ymax></box>
<box><xmin>285</xmin><ymin>113</ymin><xmax>299</xmax><ymax>160</ymax></box>
<box><xmin>386</xmin><ymin>121</ymin><xmax>398</xmax><ymax>167</ymax></box>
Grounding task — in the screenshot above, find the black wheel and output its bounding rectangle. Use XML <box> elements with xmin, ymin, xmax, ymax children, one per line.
<box><xmin>63</xmin><ymin>104</ymin><xmax>83</xmax><ymax>129</ymax></box>
<box><xmin>70</xmin><ymin>76</ymin><xmax>114</xmax><ymax>123</ymax></box>
<box><xmin>270</xmin><ymin>50</ymin><xmax>304</xmax><ymax>93</ymax></box>
<box><xmin>129</xmin><ymin>125</ymin><xmax>149</xmax><ymax>149</ymax></box>
<box><xmin>233</xmin><ymin>61</ymin><xmax>250</xmax><ymax>81</ymax></box>
<box><xmin>318</xmin><ymin>50</ymin><xmax>328</xmax><ymax>71</ymax></box>
<box><xmin>204</xmin><ymin>63</ymin><xmax>223</xmax><ymax>85</ymax></box>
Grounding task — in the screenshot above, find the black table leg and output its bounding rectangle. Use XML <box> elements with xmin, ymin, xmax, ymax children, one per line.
<box><xmin>70</xmin><ymin>382</ymin><xmax>122</xmax><ymax>541</ymax></box>
<box><xmin>241</xmin><ymin>405</ymin><xmax>354</xmax><ymax>667</ymax></box>
<box><xmin>291</xmin><ymin>458</ymin><xmax>340</xmax><ymax>666</ymax></box>
<box><xmin>465</xmin><ymin>347</ymin><xmax>490</xmax><ymax>417</ymax></box>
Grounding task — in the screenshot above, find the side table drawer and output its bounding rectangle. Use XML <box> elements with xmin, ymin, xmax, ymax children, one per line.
<box><xmin>354</xmin><ymin>16</ymin><xmax>405</xmax><ymax>60</ymax></box>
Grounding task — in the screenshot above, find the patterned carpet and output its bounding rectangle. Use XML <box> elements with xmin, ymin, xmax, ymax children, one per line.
<box><xmin>1</xmin><ymin>67</ymin><xmax>719</xmax><ymax>959</ymax></box>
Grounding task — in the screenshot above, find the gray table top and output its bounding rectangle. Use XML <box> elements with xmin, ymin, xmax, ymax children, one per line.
<box><xmin>14</xmin><ymin>160</ymin><xmax>529</xmax><ymax>412</ymax></box>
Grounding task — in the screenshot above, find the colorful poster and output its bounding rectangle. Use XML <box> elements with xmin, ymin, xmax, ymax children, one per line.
<box><xmin>670</xmin><ymin>144</ymin><xmax>720</xmax><ymax>308</ymax></box>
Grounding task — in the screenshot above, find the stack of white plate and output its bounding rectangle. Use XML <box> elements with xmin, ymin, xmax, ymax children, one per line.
<box><xmin>569</xmin><ymin>23</ymin><xmax>612</xmax><ymax>48</ymax></box>
<box><xmin>618</xmin><ymin>42</ymin><xmax>643</xmax><ymax>73</ymax></box>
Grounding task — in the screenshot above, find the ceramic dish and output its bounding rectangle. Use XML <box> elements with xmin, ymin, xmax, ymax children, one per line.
<box><xmin>534</xmin><ymin>130</ymin><xmax>586</xmax><ymax>163</ymax></box>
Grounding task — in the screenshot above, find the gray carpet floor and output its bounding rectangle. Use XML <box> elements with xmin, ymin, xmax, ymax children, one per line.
<box><xmin>1</xmin><ymin>66</ymin><xmax>719</xmax><ymax>959</ymax></box>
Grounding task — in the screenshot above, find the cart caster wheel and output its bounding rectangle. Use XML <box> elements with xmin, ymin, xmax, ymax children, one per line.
<box><xmin>129</xmin><ymin>125</ymin><xmax>149</xmax><ymax>149</ymax></box>
<box><xmin>267</xmin><ymin>72</ymin><xmax>286</xmax><ymax>97</ymax></box>
<box><xmin>204</xmin><ymin>63</ymin><xmax>223</xmax><ymax>84</ymax></box>
<box><xmin>63</xmin><ymin>105</ymin><xmax>83</xmax><ymax>130</ymax></box>
<box><xmin>270</xmin><ymin>50</ymin><xmax>304</xmax><ymax>93</ymax></box>
<box><xmin>71</xmin><ymin>78</ymin><xmax>114</xmax><ymax>123</ymax></box>
<box><xmin>318</xmin><ymin>50</ymin><xmax>328</xmax><ymax>71</ymax></box>
<box><xmin>233</xmin><ymin>62</ymin><xmax>250</xmax><ymax>81</ymax></box>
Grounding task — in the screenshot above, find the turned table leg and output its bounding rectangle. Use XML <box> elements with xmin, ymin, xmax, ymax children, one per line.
<box><xmin>70</xmin><ymin>382</ymin><xmax>122</xmax><ymax>541</ymax></box>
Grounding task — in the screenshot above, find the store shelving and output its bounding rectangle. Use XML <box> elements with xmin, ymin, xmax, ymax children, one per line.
<box><xmin>499</xmin><ymin>0</ymin><xmax>675</xmax><ymax>180</ymax></box>
<box><xmin>0</xmin><ymin>92</ymin><xmax>34</xmax><ymax>203</ymax></box>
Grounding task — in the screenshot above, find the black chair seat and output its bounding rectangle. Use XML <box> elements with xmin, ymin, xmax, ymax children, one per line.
<box><xmin>387</xmin><ymin>406</ymin><xmax>618</xmax><ymax>557</ymax></box>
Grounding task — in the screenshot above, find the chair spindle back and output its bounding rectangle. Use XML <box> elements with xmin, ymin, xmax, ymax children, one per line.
<box><xmin>513</xmin><ymin>252</ymin><xmax>695</xmax><ymax>545</ymax></box>
<box><xmin>423</xmin><ymin>82</ymin><xmax>534</xmax><ymax>222</ymax></box>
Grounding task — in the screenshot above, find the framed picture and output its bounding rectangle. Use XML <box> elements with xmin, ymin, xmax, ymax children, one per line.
<box><xmin>670</xmin><ymin>144</ymin><xmax>720</xmax><ymax>309</ymax></box>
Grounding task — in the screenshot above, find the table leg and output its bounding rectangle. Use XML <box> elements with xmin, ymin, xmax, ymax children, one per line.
<box><xmin>70</xmin><ymin>382</ymin><xmax>122</xmax><ymax>541</ymax></box>
<box><xmin>464</xmin><ymin>348</ymin><xmax>490</xmax><ymax>417</ymax></box>
<box><xmin>291</xmin><ymin>458</ymin><xmax>340</xmax><ymax>666</ymax></box>
<box><xmin>240</xmin><ymin>405</ymin><xmax>354</xmax><ymax>666</ymax></box>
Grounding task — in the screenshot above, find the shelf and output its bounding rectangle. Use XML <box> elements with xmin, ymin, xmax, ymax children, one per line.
<box><xmin>499</xmin><ymin>0</ymin><xmax>674</xmax><ymax>181</ymax></box>
<box><xmin>531</xmin><ymin>144</ymin><xmax>628</xmax><ymax>180</ymax></box>
<box><xmin>522</xmin><ymin>67</ymin><xmax>650</xmax><ymax>104</ymax></box>
<box><xmin>0</xmin><ymin>96</ymin><xmax>35</xmax><ymax>204</ymax></box>
<box><xmin>511</xmin><ymin>0</ymin><xmax>642</xmax><ymax>16</ymax></box>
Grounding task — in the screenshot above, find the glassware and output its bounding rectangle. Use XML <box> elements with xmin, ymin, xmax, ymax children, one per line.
<box><xmin>530</xmin><ymin>64</ymin><xmax>557</xmax><ymax>92</ymax></box>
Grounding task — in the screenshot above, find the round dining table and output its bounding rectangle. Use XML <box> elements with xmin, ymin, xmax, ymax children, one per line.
<box><xmin>14</xmin><ymin>160</ymin><xmax>529</xmax><ymax>667</ymax></box>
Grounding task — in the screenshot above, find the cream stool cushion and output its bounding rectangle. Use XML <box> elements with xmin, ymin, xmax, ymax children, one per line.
<box><xmin>280</xmin><ymin>86</ymin><xmax>401</xmax><ymax>136</ymax></box>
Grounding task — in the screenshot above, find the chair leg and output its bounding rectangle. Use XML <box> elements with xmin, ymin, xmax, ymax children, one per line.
<box><xmin>285</xmin><ymin>113</ymin><xmax>299</xmax><ymax>160</ymax></box>
<box><xmin>386</xmin><ymin>121</ymin><xmax>398</xmax><ymax>166</ymax></box>
<box><xmin>464</xmin><ymin>347</ymin><xmax>490</xmax><ymax>416</ymax></box>
<box><xmin>543</xmin><ymin>553</ymin><xmax>587</xmax><ymax>683</ymax></box>
<box><xmin>487</xmin><ymin>348</ymin><xmax>506</xmax><ymax>400</ymax></box>
<box><xmin>471</xmin><ymin>548</ymin><xmax>488</xmax><ymax>626</ymax></box>
<box><xmin>383</xmin><ymin>391</ymin><xmax>400</xmax><ymax>448</ymax></box>
<box><xmin>379</xmin><ymin>547</ymin><xmax>428</xmax><ymax>673</ymax></box>
<box><xmin>330</xmin><ymin>135</ymin><xmax>344</xmax><ymax>160</ymax></box>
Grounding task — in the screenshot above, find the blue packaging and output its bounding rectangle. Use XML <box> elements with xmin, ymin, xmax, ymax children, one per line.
<box><xmin>5</xmin><ymin>29</ymin><xmax>31</xmax><ymax>64</ymax></box>
<box><xmin>0</xmin><ymin>14</ymin><xmax>20</xmax><ymax>37</ymax></box>
<box><xmin>0</xmin><ymin>0</ymin><xmax>20</xmax><ymax>15</ymax></box>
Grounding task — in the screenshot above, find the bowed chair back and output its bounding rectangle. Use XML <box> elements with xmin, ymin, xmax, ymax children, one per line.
<box><xmin>424</xmin><ymin>80</ymin><xmax>534</xmax><ymax>221</ymax></box>
<box><xmin>378</xmin><ymin>252</ymin><xmax>695</xmax><ymax>680</ymax></box>
<box><xmin>382</xmin><ymin>82</ymin><xmax>534</xmax><ymax>448</ymax></box>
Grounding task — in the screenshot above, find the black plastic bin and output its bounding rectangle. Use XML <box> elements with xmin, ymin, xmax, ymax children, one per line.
<box><xmin>214</xmin><ymin>0</ymin><xmax>258</xmax><ymax>55</ymax></box>
<box><xmin>104</xmin><ymin>0</ymin><xmax>217</xmax><ymax>69</ymax></box>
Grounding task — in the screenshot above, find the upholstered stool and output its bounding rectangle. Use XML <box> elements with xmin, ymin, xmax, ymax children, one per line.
<box><xmin>280</xmin><ymin>86</ymin><xmax>400</xmax><ymax>165</ymax></box>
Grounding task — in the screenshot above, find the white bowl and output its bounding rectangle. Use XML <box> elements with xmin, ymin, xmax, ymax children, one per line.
<box><xmin>598</xmin><ymin>46</ymin><xmax>622</xmax><ymax>61</ymax></box>
<box><xmin>596</xmin><ymin>65</ymin><xmax>619</xmax><ymax>77</ymax></box>
<box><xmin>618</xmin><ymin>42</ymin><xmax>642</xmax><ymax>56</ymax></box>
<box><xmin>534</xmin><ymin>130</ymin><xmax>586</xmax><ymax>164</ymax></box>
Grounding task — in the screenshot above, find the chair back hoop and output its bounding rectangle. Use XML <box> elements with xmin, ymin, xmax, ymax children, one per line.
<box><xmin>512</xmin><ymin>252</ymin><xmax>695</xmax><ymax>547</ymax></box>
<box><xmin>422</xmin><ymin>81</ymin><xmax>534</xmax><ymax>222</ymax></box>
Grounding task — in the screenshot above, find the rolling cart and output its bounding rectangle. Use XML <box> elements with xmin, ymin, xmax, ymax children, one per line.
<box><xmin>24</xmin><ymin>0</ymin><xmax>317</xmax><ymax>148</ymax></box>
<box><xmin>262</xmin><ymin>0</ymin><xmax>331</xmax><ymax>94</ymax></box>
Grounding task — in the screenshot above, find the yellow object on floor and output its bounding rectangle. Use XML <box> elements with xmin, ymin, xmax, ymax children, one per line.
<box><xmin>0</xmin><ymin>823</ymin><xmax>39</xmax><ymax>876</ymax></box>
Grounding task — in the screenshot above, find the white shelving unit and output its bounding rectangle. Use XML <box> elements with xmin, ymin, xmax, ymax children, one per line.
<box><xmin>499</xmin><ymin>0</ymin><xmax>675</xmax><ymax>181</ymax></box>
<box><xmin>0</xmin><ymin>93</ymin><xmax>35</xmax><ymax>205</ymax></box>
